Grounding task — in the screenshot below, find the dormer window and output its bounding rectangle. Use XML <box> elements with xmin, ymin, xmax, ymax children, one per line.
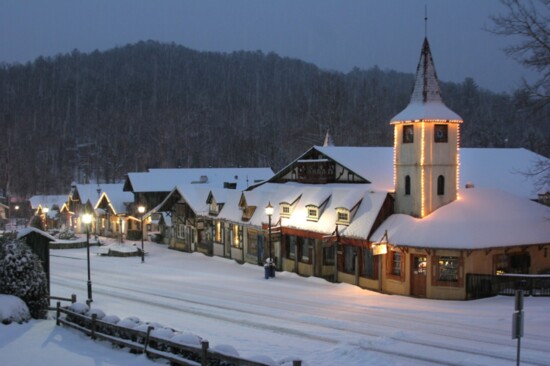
<box><xmin>306</xmin><ymin>206</ymin><xmax>319</xmax><ymax>222</ymax></box>
<box><xmin>280</xmin><ymin>203</ymin><xmax>291</xmax><ymax>218</ymax></box>
<box><xmin>336</xmin><ymin>208</ymin><xmax>350</xmax><ymax>225</ymax></box>
<box><xmin>209</xmin><ymin>200</ymin><xmax>219</xmax><ymax>215</ymax></box>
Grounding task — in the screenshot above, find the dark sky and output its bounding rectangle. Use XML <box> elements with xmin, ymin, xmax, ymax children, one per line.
<box><xmin>0</xmin><ymin>0</ymin><xmax>537</xmax><ymax>93</ymax></box>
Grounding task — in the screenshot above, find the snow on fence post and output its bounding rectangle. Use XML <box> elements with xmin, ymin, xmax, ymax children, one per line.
<box><xmin>71</xmin><ymin>294</ymin><xmax>77</xmax><ymax>303</ymax></box>
<box><xmin>201</xmin><ymin>340</ymin><xmax>209</xmax><ymax>366</ymax></box>
<box><xmin>91</xmin><ymin>313</ymin><xmax>97</xmax><ymax>340</ymax></box>
<box><xmin>56</xmin><ymin>302</ymin><xmax>61</xmax><ymax>326</ymax></box>
<box><xmin>144</xmin><ymin>326</ymin><xmax>154</xmax><ymax>353</ymax></box>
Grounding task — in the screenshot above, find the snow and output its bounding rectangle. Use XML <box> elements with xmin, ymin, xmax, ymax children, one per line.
<box><xmin>313</xmin><ymin>146</ymin><xmax>548</xmax><ymax>200</ymax></box>
<box><xmin>28</xmin><ymin>195</ymin><xmax>68</xmax><ymax>210</ymax></box>
<box><xmin>2</xmin><ymin>238</ymin><xmax>549</xmax><ymax>365</ymax></box>
<box><xmin>0</xmin><ymin>294</ymin><xmax>30</xmax><ymax>324</ymax></box>
<box><xmin>371</xmin><ymin>187</ymin><xmax>550</xmax><ymax>249</ymax></box>
<box><xmin>16</xmin><ymin>227</ymin><xmax>56</xmax><ymax>241</ymax></box>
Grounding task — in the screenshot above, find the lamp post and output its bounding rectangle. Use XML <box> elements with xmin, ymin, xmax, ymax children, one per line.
<box><xmin>42</xmin><ymin>207</ymin><xmax>49</xmax><ymax>230</ymax></box>
<box><xmin>82</xmin><ymin>213</ymin><xmax>93</xmax><ymax>303</ymax></box>
<box><xmin>138</xmin><ymin>205</ymin><xmax>146</xmax><ymax>263</ymax></box>
<box><xmin>265</xmin><ymin>202</ymin><xmax>274</xmax><ymax>278</ymax></box>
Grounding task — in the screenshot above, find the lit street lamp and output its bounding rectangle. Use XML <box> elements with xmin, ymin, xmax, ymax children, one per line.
<box><xmin>138</xmin><ymin>205</ymin><xmax>146</xmax><ymax>263</ymax></box>
<box><xmin>82</xmin><ymin>213</ymin><xmax>93</xmax><ymax>303</ymax></box>
<box><xmin>42</xmin><ymin>207</ymin><xmax>49</xmax><ymax>230</ymax></box>
<box><xmin>265</xmin><ymin>202</ymin><xmax>274</xmax><ymax>278</ymax></box>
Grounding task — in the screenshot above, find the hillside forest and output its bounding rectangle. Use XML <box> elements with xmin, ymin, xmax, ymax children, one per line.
<box><xmin>0</xmin><ymin>40</ymin><xmax>548</xmax><ymax>197</ymax></box>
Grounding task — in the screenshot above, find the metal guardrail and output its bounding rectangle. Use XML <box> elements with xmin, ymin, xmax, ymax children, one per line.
<box><xmin>466</xmin><ymin>274</ymin><xmax>550</xmax><ymax>300</ymax></box>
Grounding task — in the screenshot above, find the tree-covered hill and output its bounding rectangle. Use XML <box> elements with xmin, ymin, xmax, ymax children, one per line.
<box><xmin>0</xmin><ymin>40</ymin><xmax>548</xmax><ymax>196</ymax></box>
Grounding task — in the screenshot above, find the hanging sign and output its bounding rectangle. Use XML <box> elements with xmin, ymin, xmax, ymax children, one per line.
<box><xmin>372</xmin><ymin>243</ymin><xmax>387</xmax><ymax>256</ymax></box>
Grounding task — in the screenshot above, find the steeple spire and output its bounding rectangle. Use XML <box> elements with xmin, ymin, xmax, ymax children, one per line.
<box><xmin>390</xmin><ymin>37</ymin><xmax>462</xmax><ymax>123</ymax></box>
<box><xmin>410</xmin><ymin>38</ymin><xmax>443</xmax><ymax>104</ymax></box>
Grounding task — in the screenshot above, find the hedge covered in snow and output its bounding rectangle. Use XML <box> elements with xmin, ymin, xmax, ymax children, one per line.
<box><xmin>0</xmin><ymin>238</ymin><xmax>49</xmax><ymax>319</ymax></box>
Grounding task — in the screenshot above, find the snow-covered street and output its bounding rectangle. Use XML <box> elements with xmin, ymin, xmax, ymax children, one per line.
<box><xmin>5</xmin><ymin>239</ymin><xmax>550</xmax><ymax>365</ymax></box>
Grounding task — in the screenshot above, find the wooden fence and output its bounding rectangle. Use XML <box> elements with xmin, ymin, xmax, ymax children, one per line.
<box><xmin>54</xmin><ymin>302</ymin><xmax>301</xmax><ymax>366</ymax></box>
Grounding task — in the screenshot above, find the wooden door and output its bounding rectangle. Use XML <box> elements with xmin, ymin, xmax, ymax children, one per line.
<box><xmin>411</xmin><ymin>254</ymin><xmax>427</xmax><ymax>297</ymax></box>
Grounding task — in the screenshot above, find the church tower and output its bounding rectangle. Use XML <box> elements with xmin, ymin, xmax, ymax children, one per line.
<box><xmin>391</xmin><ymin>38</ymin><xmax>463</xmax><ymax>218</ymax></box>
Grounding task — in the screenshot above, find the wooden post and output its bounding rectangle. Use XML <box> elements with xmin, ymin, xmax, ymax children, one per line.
<box><xmin>201</xmin><ymin>340</ymin><xmax>209</xmax><ymax>366</ymax></box>
<box><xmin>144</xmin><ymin>326</ymin><xmax>154</xmax><ymax>354</ymax></box>
<box><xmin>71</xmin><ymin>294</ymin><xmax>77</xmax><ymax>303</ymax></box>
<box><xmin>293</xmin><ymin>361</ymin><xmax>302</xmax><ymax>366</ymax></box>
<box><xmin>91</xmin><ymin>313</ymin><xmax>97</xmax><ymax>340</ymax></box>
<box><xmin>56</xmin><ymin>302</ymin><xmax>61</xmax><ymax>326</ymax></box>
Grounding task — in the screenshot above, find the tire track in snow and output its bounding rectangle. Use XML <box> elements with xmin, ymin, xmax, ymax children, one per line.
<box><xmin>51</xmin><ymin>275</ymin><xmax>549</xmax><ymax>366</ymax></box>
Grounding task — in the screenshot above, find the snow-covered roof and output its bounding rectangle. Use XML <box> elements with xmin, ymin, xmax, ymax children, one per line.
<box><xmin>73</xmin><ymin>183</ymin><xmax>126</xmax><ymax>207</ymax></box>
<box><xmin>390</xmin><ymin>38</ymin><xmax>462</xmax><ymax>123</ymax></box>
<box><xmin>311</xmin><ymin>146</ymin><xmax>547</xmax><ymax>200</ymax></box>
<box><xmin>94</xmin><ymin>184</ymin><xmax>133</xmax><ymax>215</ymax></box>
<box><xmin>371</xmin><ymin>187</ymin><xmax>550</xmax><ymax>250</ymax></box>
<box><xmin>126</xmin><ymin>167</ymin><xmax>273</xmax><ymax>193</ymax></box>
<box><xmin>219</xmin><ymin>182</ymin><xmax>388</xmax><ymax>237</ymax></box>
<box><xmin>28</xmin><ymin>195</ymin><xmax>68</xmax><ymax>210</ymax></box>
<box><xmin>155</xmin><ymin>185</ymin><xmax>213</xmax><ymax>217</ymax></box>
<box><xmin>16</xmin><ymin>227</ymin><xmax>56</xmax><ymax>241</ymax></box>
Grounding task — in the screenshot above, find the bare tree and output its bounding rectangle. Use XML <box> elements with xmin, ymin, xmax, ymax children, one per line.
<box><xmin>489</xmin><ymin>0</ymin><xmax>550</xmax><ymax>108</ymax></box>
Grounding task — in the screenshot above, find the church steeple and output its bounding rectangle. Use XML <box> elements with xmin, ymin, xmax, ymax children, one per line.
<box><xmin>323</xmin><ymin>130</ymin><xmax>335</xmax><ymax>147</ymax></box>
<box><xmin>391</xmin><ymin>38</ymin><xmax>463</xmax><ymax>218</ymax></box>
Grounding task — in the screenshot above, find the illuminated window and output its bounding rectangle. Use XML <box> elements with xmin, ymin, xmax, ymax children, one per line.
<box><xmin>387</xmin><ymin>251</ymin><xmax>404</xmax><ymax>281</ymax></box>
<box><xmin>437</xmin><ymin>256</ymin><xmax>459</xmax><ymax>281</ymax></box>
<box><xmin>434</xmin><ymin>124</ymin><xmax>448</xmax><ymax>143</ymax></box>
<box><xmin>405</xmin><ymin>175</ymin><xmax>411</xmax><ymax>195</ymax></box>
<box><xmin>437</xmin><ymin>175</ymin><xmax>445</xmax><ymax>195</ymax></box>
<box><xmin>403</xmin><ymin>125</ymin><xmax>414</xmax><ymax>143</ymax></box>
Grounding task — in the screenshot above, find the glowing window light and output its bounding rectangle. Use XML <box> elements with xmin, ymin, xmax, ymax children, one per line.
<box><xmin>420</xmin><ymin>122</ymin><xmax>426</xmax><ymax>218</ymax></box>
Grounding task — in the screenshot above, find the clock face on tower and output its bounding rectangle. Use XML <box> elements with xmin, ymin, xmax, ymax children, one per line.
<box><xmin>434</xmin><ymin>124</ymin><xmax>448</xmax><ymax>143</ymax></box>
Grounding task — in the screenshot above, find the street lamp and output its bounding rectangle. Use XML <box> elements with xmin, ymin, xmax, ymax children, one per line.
<box><xmin>82</xmin><ymin>213</ymin><xmax>93</xmax><ymax>303</ymax></box>
<box><xmin>42</xmin><ymin>207</ymin><xmax>49</xmax><ymax>230</ymax></box>
<box><xmin>265</xmin><ymin>202</ymin><xmax>274</xmax><ymax>278</ymax></box>
<box><xmin>138</xmin><ymin>205</ymin><xmax>146</xmax><ymax>263</ymax></box>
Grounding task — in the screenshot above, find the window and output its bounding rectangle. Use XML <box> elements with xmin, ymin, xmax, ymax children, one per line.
<box><xmin>361</xmin><ymin>248</ymin><xmax>378</xmax><ymax>279</ymax></box>
<box><xmin>432</xmin><ymin>255</ymin><xmax>464</xmax><ymax>287</ymax></box>
<box><xmin>344</xmin><ymin>245</ymin><xmax>355</xmax><ymax>273</ymax></box>
<box><xmin>434</xmin><ymin>124</ymin><xmax>448</xmax><ymax>143</ymax></box>
<box><xmin>387</xmin><ymin>250</ymin><xmax>404</xmax><ymax>281</ymax></box>
<box><xmin>177</xmin><ymin>223</ymin><xmax>185</xmax><ymax>239</ymax></box>
<box><xmin>247</xmin><ymin>231</ymin><xmax>258</xmax><ymax>256</ymax></box>
<box><xmin>300</xmin><ymin>238</ymin><xmax>311</xmax><ymax>263</ymax></box>
<box><xmin>215</xmin><ymin>221</ymin><xmax>222</xmax><ymax>242</ymax></box>
<box><xmin>232</xmin><ymin>224</ymin><xmax>242</xmax><ymax>248</ymax></box>
<box><xmin>403</xmin><ymin>125</ymin><xmax>414</xmax><ymax>143</ymax></box>
<box><xmin>323</xmin><ymin>244</ymin><xmax>335</xmax><ymax>265</ymax></box>
<box><xmin>336</xmin><ymin>209</ymin><xmax>350</xmax><ymax>225</ymax></box>
<box><xmin>437</xmin><ymin>256</ymin><xmax>459</xmax><ymax>281</ymax></box>
<box><xmin>405</xmin><ymin>175</ymin><xmax>411</xmax><ymax>195</ymax></box>
<box><xmin>437</xmin><ymin>175</ymin><xmax>445</xmax><ymax>196</ymax></box>
<box><xmin>286</xmin><ymin>235</ymin><xmax>297</xmax><ymax>259</ymax></box>
<box><xmin>391</xmin><ymin>252</ymin><xmax>402</xmax><ymax>276</ymax></box>
<box><xmin>280</xmin><ymin>204</ymin><xmax>291</xmax><ymax>218</ymax></box>
<box><xmin>209</xmin><ymin>200</ymin><xmax>219</xmax><ymax>215</ymax></box>
<box><xmin>307</xmin><ymin>206</ymin><xmax>318</xmax><ymax>221</ymax></box>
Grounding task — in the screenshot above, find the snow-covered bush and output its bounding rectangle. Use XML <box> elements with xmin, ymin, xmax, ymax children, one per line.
<box><xmin>0</xmin><ymin>294</ymin><xmax>31</xmax><ymax>324</ymax></box>
<box><xmin>0</xmin><ymin>238</ymin><xmax>49</xmax><ymax>319</ymax></box>
<box><xmin>57</xmin><ymin>227</ymin><xmax>76</xmax><ymax>240</ymax></box>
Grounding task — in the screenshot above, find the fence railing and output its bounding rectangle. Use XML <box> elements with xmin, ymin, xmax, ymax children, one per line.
<box><xmin>466</xmin><ymin>273</ymin><xmax>550</xmax><ymax>300</ymax></box>
<box><xmin>54</xmin><ymin>302</ymin><xmax>301</xmax><ymax>366</ymax></box>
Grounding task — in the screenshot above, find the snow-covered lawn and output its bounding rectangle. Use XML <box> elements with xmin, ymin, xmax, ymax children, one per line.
<box><xmin>2</xmin><ymin>238</ymin><xmax>550</xmax><ymax>365</ymax></box>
